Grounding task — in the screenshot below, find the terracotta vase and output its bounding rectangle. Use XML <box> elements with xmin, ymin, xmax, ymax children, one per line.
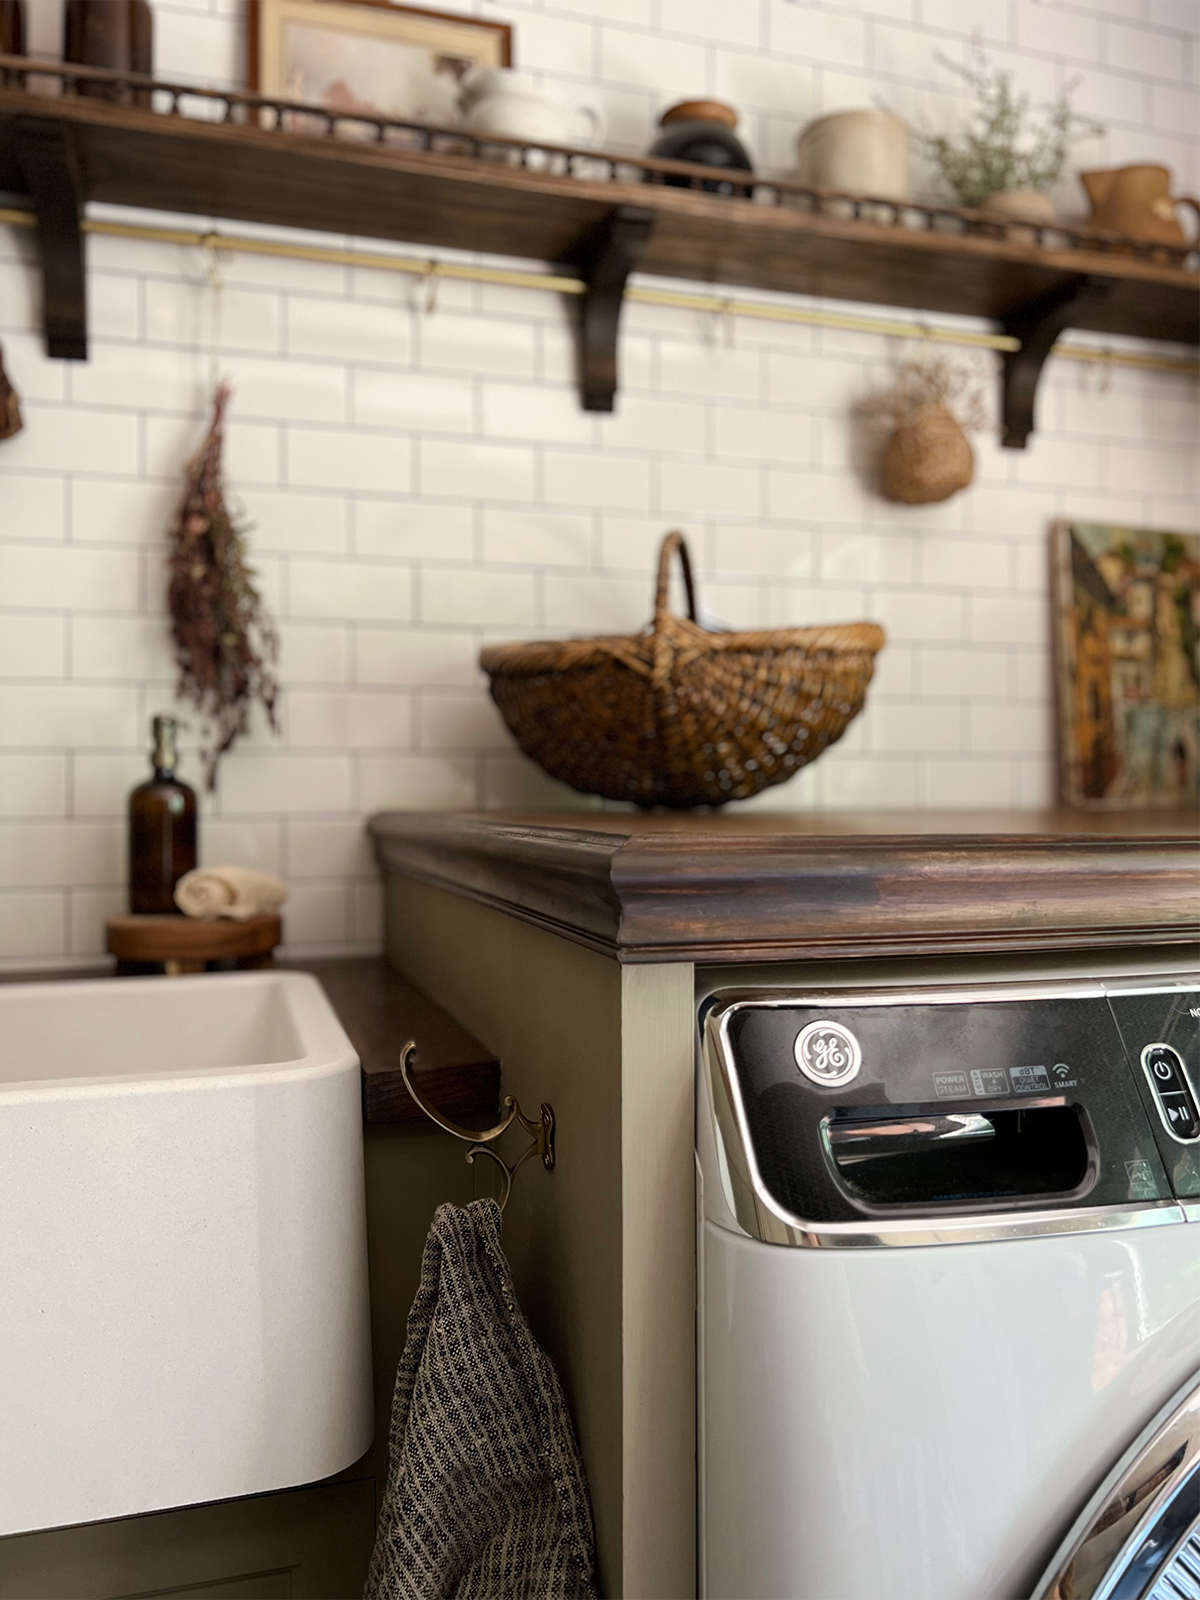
<box><xmin>1081</xmin><ymin>165</ymin><xmax>1200</xmax><ymax>246</ymax></box>
<box><xmin>981</xmin><ymin>188</ymin><xmax>1056</xmax><ymax>224</ymax></box>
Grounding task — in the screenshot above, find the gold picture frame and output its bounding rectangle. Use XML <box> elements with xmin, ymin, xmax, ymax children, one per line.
<box><xmin>1053</xmin><ymin>519</ymin><xmax>1200</xmax><ymax>808</ymax></box>
<box><xmin>249</xmin><ymin>0</ymin><xmax>512</xmax><ymax>125</ymax></box>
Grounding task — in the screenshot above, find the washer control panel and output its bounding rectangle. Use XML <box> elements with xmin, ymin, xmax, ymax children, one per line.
<box><xmin>1142</xmin><ymin>1044</ymin><xmax>1200</xmax><ymax>1141</ymax></box>
<box><xmin>702</xmin><ymin>974</ymin><xmax>1200</xmax><ymax>1229</ymax></box>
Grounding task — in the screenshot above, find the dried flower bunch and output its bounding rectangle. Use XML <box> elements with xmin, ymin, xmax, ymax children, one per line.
<box><xmin>916</xmin><ymin>44</ymin><xmax>1103</xmax><ymax>207</ymax></box>
<box><xmin>0</xmin><ymin>343</ymin><xmax>22</xmax><ymax>441</ymax></box>
<box><xmin>858</xmin><ymin>356</ymin><xmax>988</xmax><ymax>505</ymax></box>
<box><xmin>858</xmin><ymin>356</ymin><xmax>989</xmax><ymax>433</ymax></box>
<box><xmin>167</xmin><ymin>383</ymin><xmax>279</xmax><ymax>788</ymax></box>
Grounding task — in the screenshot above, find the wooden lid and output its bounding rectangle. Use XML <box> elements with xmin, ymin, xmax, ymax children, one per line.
<box><xmin>660</xmin><ymin>99</ymin><xmax>738</xmax><ymax>129</ymax></box>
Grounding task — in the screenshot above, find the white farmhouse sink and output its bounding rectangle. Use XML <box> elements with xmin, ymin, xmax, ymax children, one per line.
<box><xmin>0</xmin><ymin>971</ymin><xmax>372</xmax><ymax>1537</ymax></box>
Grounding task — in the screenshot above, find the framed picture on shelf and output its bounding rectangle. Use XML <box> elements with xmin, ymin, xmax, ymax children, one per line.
<box><xmin>249</xmin><ymin>0</ymin><xmax>512</xmax><ymax>127</ymax></box>
<box><xmin>1052</xmin><ymin>519</ymin><xmax>1200</xmax><ymax>808</ymax></box>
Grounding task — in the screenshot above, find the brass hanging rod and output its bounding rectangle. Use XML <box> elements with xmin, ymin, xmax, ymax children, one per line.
<box><xmin>1</xmin><ymin>205</ymin><xmax>1196</xmax><ymax>376</ymax></box>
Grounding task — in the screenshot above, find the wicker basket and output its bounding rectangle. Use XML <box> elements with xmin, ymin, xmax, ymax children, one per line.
<box><xmin>480</xmin><ymin>531</ymin><xmax>885</xmax><ymax>809</ymax></box>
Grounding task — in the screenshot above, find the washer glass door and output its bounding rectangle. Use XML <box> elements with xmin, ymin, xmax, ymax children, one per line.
<box><xmin>1032</xmin><ymin>1375</ymin><xmax>1200</xmax><ymax>1600</ymax></box>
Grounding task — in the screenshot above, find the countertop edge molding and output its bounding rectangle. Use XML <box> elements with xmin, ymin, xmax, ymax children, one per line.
<box><xmin>370</xmin><ymin>813</ymin><xmax>627</xmax><ymax>954</ymax></box>
<box><xmin>367</xmin><ymin>813</ymin><xmax>1200</xmax><ymax>964</ymax></box>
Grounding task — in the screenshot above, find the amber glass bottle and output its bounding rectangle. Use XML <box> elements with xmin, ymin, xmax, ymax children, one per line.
<box><xmin>64</xmin><ymin>0</ymin><xmax>152</xmax><ymax>102</ymax></box>
<box><xmin>0</xmin><ymin>1</ymin><xmax>26</xmax><ymax>58</ymax></box>
<box><xmin>128</xmin><ymin>715</ymin><xmax>197</xmax><ymax>914</ymax></box>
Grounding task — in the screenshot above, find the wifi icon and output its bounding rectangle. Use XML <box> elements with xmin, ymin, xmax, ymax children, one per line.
<box><xmin>1053</xmin><ymin>1064</ymin><xmax>1071</xmax><ymax>1081</ymax></box>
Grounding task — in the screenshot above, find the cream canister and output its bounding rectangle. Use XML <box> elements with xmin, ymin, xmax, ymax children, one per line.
<box><xmin>795</xmin><ymin>108</ymin><xmax>909</xmax><ymax>198</ymax></box>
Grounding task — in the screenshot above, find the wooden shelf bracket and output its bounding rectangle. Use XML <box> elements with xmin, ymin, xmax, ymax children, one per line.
<box><xmin>573</xmin><ymin>204</ymin><xmax>654</xmax><ymax>412</ymax></box>
<box><xmin>12</xmin><ymin>116</ymin><xmax>87</xmax><ymax>360</ymax></box>
<box><xmin>1000</xmin><ymin>275</ymin><xmax>1112</xmax><ymax>449</ymax></box>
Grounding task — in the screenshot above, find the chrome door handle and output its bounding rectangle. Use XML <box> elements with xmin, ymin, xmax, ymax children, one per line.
<box><xmin>825</xmin><ymin>1113</ymin><xmax>995</xmax><ymax>1166</ymax></box>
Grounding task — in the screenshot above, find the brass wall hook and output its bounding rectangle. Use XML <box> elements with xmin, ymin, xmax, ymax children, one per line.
<box><xmin>399</xmin><ymin>1040</ymin><xmax>555</xmax><ymax>1211</ymax></box>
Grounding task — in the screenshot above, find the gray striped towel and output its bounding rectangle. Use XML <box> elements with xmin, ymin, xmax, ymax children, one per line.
<box><xmin>365</xmin><ymin>1200</ymin><xmax>597</xmax><ymax>1600</ymax></box>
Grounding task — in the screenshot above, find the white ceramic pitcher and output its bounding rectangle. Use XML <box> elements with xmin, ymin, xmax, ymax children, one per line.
<box><xmin>460</xmin><ymin>68</ymin><xmax>605</xmax><ymax>150</ymax></box>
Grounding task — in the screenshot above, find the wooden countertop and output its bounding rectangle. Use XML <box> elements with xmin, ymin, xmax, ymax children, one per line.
<box><xmin>368</xmin><ymin>808</ymin><xmax>1200</xmax><ymax>965</ymax></box>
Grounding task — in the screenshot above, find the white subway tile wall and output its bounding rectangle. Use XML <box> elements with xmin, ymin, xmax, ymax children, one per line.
<box><xmin>0</xmin><ymin>0</ymin><xmax>1197</xmax><ymax>963</ymax></box>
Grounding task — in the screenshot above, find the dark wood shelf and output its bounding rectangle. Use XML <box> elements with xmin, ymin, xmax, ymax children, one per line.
<box><xmin>288</xmin><ymin>956</ymin><xmax>501</xmax><ymax>1127</ymax></box>
<box><xmin>1</xmin><ymin>58</ymin><xmax>1196</xmax><ymax>437</ymax></box>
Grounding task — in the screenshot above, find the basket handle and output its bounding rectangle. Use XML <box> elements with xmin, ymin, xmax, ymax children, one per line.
<box><xmin>654</xmin><ymin>530</ymin><xmax>698</xmax><ymax>629</ymax></box>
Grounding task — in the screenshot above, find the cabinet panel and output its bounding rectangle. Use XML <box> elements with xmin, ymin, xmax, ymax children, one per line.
<box><xmin>115</xmin><ymin>1570</ymin><xmax>293</xmax><ymax>1599</ymax></box>
<box><xmin>0</xmin><ymin>1477</ymin><xmax>375</xmax><ymax>1600</ymax></box>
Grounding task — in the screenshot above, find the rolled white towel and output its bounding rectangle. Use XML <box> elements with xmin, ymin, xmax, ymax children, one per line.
<box><xmin>174</xmin><ymin>865</ymin><xmax>288</xmax><ymax>921</ymax></box>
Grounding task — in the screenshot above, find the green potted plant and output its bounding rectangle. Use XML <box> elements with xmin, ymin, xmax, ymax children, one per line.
<box><xmin>915</xmin><ymin>44</ymin><xmax>1103</xmax><ymax>223</ymax></box>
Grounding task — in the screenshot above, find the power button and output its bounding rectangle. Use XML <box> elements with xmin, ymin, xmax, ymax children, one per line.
<box><xmin>1141</xmin><ymin>1044</ymin><xmax>1200</xmax><ymax>1142</ymax></box>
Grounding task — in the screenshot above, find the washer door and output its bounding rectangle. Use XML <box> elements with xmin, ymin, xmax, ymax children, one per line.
<box><xmin>1032</xmin><ymin>1374</ymin><xmax>1200</xmax><ymax>1600</ymax></box>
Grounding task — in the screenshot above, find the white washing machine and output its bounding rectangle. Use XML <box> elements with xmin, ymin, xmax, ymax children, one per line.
<box><xmin>697</xmin><ymin>958</ymin><xmax>1200</xmax><ymax>1600</ymax></box>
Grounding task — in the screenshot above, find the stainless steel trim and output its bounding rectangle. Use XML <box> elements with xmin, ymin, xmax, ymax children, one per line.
<box><xmin>1101</xmin><ymin>973</ymin><xmax>1200</xmax><ymax>996</ymax></box>
<box><xmin>701</xmin><ymin>973</ymin><xmax>1196</xmax><ymax>1250</ymax></box>
<box><xmin>713</xmin><ymin>1198</ymin><xmax>1181</xmax><ymax>1252</ymax></box>
<box><xmin>1030</xmin><ymin>1373</ymin><xmax>1200</xmax><ymax>1600</ymax></box>
<box><xmin>1142</xmin><ymin>1042</ymin><xmax>1200</xmax><ymax>1146</ymax></box>
<box><xmin>705</xmin><ymin>972</ymin><xmax>1196</xmax><ymax>1016</ymax></box>
<box><xmin>824</xmin><ymin>1111</ymin><xmax>995</xmax><ymax>1165</ymax></box>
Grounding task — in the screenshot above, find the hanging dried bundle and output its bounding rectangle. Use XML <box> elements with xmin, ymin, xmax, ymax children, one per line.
<box><xmin>167</xmin><ymin>383</ymin><xmax>279</xmax><ymax>789</ymax></box>
<box><xmin>0</xmin><ymin>343</ymin><xmax>23</xmax><ymax>441</ymax></box>
<box><xmin>858</xmin><ymin>357</ymin><xmax>988</xmax><ymax>505</ymax></box>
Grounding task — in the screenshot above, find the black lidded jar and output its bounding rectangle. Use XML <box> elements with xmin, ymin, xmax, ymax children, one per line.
<box><xmin>128</xmin><ymin>715</ymin><xmax>197</xmax><ymax>915</ymax></box>
<box><xmin>0</xmin><ymin>1</ymin><xmax>26</xmax><ymax>59</ymax></box>
<box><xmin>647</xmin><ymin>99</ymin><xmax>753</xmax><ymax>197</ymax></box>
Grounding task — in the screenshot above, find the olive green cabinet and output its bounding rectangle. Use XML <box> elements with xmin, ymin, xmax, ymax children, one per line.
<box><xmin>0</xmin><ymin>1478</ymin><xmax>375</xmax><ymax>1600</ymax></box>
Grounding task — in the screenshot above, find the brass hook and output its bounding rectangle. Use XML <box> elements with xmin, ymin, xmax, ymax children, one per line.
<box><xmin>423</xmin><ymin>259</ymin><xmax>441</xmax><ymax>315</ymax></box>
<box><xmin>398</xmin><ymin>1040</ymin><xmax>555</xmax><ymax>1211</ymax></box>
<box><xmin>200</xmin><ymin>232</ymin><xmax>225</xmax><ymax>291</ymax></box>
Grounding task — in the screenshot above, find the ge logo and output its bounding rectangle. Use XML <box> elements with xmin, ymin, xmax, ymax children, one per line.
<box><xmin>794</xmin><ymin>1020</ymin><xmax>862</xmax><ymax>1087</ymax></box>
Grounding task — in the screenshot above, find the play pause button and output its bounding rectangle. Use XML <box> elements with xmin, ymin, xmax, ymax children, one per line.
<box><xmin>1159</xmin><ymin>1092</ymin><xmax>1199</xmax><ymax>1140</ymax></box>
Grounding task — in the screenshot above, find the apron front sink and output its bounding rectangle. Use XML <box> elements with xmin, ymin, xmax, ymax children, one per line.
<box><xmin>0</xmin><ymin>971</ymin><xmax>372</xmax><ymax>1537</ymax></box>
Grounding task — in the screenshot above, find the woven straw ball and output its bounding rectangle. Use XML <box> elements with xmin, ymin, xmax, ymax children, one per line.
<box><xmin>880</xmin><ymin>402</ymin><xmax>975</xmax><ymax>504</ymax></box>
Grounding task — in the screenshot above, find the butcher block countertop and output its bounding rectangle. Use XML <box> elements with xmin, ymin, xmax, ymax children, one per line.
<box><xmin>369</xmin><ymin>808</ymin><xmax>1200</xmax><ymax>966</ymax></box>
